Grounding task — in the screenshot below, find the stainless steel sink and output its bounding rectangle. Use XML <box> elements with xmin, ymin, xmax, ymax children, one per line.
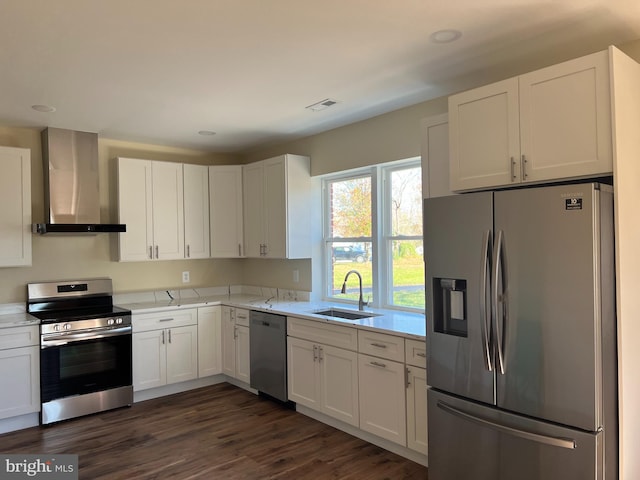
<box><xmin>312</xmin><ymin>308</ymin><xmax>379</xmax><ymax>320</ymax></box>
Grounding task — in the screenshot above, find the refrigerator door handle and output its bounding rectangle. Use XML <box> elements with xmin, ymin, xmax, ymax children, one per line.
<box><xmin>492</xmin><ymin>229</ymin><xmax>506</xmax><ymax>374</ymax></box>
<box><xmin>437</xmin><ymin>400</ymin><xmax>577</xmax><ymax>450</ymax></box>
<box><xmin>480</xmin><ymin>230</ymin><xmax>493</xmax><ymax>371</ymax></box>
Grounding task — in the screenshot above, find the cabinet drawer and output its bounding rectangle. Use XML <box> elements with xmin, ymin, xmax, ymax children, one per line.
<box><xmin>235</xmin><ymin>308</ymin><xmax>250</xmax><ymax>327</ymax></box>
<box><xmin>358</xmin><ymin>330</ymin><xmax>405</xmax><ymax>362</ymax></box>
<box><xmin>133</xmin><ymin>308</ymin><xmax>197</xmax><ymax>333</ymax></box>
<box><xmin>0</xmin><ymin>326</ymin><xmax>39</xmax><ymax>349</ymax></box>
<box><xmin>287</xmin><ymin>317</ymin><xmax>358</xmax><ymax>351</ymax></box>
<box><xmin>405</xmin><ymin>338</ymin><xmax>427</xmax><ymax>368</ymax></box>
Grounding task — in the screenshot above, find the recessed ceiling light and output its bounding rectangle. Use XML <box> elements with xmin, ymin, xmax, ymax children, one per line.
<box><xmin>306</xmin><ymin>98</ymin><xmax>340</xmax><ymax>112</ymax></box>
<box><xmin>430</xmin><ymin>29</ymin><xmax>462</xmax><ymax>44</ymax></box>
<box><xmin>32</xmin><ymin>104</ymin><xmax>56</xmax><ymax>113</ymax></box>
<box><xmin>198</xmin><ymin>130</ymin><xmax>216</xmax><ymax>136</ymax></box>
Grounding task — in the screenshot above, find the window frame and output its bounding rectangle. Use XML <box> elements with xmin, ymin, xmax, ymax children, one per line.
<box><xmin>321</xmin><ymin>158</ymin><xmax>423</xmax><ymax>313</ymax></box>
<box><xmin>380</xmin><ymin>161</ymin><xmax>424</xmax><ymax>310</ymax></box>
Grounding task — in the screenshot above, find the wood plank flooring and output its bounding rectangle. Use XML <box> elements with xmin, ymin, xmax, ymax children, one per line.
<box><xmin>0</xmin><ymin>384</ymin><xmax>428</xmax><ymax>479</ymax></box>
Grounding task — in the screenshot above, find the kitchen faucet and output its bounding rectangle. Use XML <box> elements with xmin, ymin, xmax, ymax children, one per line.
<box><xmin>341</xmin><ymin>270</ymin><xmax>367</xmax><ymax>311</ymax></box>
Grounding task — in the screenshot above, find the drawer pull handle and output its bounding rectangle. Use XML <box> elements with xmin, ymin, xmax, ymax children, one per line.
<box><xmin>371</xmin><ymin>342</ymin><xmax>387</xmax><ymax>348</ymax></box>
<box><xmin>370</xmin><ymin>361</ymin><xmax>387</xmax><ymax>368</ymax></box>
<box><xmin>416</xmin><ymin>352</ymin><xmax>427</xmax><ymax>358</ymax></box>
<box><xmin>159</xmin><ymin>318</ymin><xmax>174</xmax><ymax>322</ymax></box>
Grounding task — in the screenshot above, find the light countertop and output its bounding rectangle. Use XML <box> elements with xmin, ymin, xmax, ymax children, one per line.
<box><xmin>0</xmin><ymin>309</ymin><xmax>39</xmax><ymax>329</ymax></box>
<box><xmin>117</xmin><ymin>293</ymin><xmax>426</xmax><ymax>339</ymax></box>
<box><xmin>0</xmin><ymin>290</ymin><xmax>426</xmax><ymax>338</ymax></box>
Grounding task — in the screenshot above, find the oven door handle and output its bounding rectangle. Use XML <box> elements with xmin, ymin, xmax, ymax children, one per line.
<box><xmin>41</xmin><ymin>325</ymin><xmax>132</xmax><ymax>347</ymax></box>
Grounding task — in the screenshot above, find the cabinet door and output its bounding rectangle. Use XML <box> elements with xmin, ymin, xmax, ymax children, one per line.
<box><xmin>0</xmin><ymin>146</ymin><xmax>31</xmax><ymax>267</ymax></box>
<box><xmin>421</xmin><ymin>114</ymin><xmax>451</xmax><ymax>199</ymax></box>
<box><xmin>0</xmin><ymin>345</ymin><xmax>39</xmax><ymax>419</ymax></box>
<box><xmin>221</xmin><ymin>307</ymin><xmax>236</xmax><ymax>377</ymax></box>
<box><xmin>319</xmin><ymin>344</ymin><xmax>359</xmax><ymax>426</ymax></box>
<box><xmin>407</xmin><ymin>367</ymin><xmax>427</xmax><ymax>455</ymax></box>
<box><xmin>183</xmin><ymin>164</ymin><xmax>210</xmax><ymax>259</ymax></box>
<box><xmin>287</xmin><ymin>337</ymin><xmax>321</xmax><ymax>409</ymax></box>
<box><xmin>262</xmin><ymin>156</ymin><xmax>287</xmax><ymax>258</ymax></box>
<box><xmin>358</xmin><ymin>354</ymin><xmax>407</xmax><ymax>445</ymax></box>
<box><xmin>133</xmin><ymin>330</ymin><xmax>166</xmax><ymax>391</ymax></box>
<box><xmin>198</xmin><ymin>306</ymin><xmax>222</xmax><ymax>377</ymax></box>
<box><xmin>152</xmin><ymin>161</ymin><xmax>184</xmax><ymax>260</ymax></box>
<box><xmin>519</xmin><ymin>50</ymin><xmax>612</xmax><ymax>182</ymax></box>
<box><xmin>449</xmin><ymin>78</ymin><xmax>521</xmax><ymax>191</ymax></box>
<box><xmin>243</xmin><ymin>162</ymin><xmax>264</xmax><ymax>258</ymax></box>
<box><xmin>166</xmin><ymin>325</ymin><xmax>198</xmax><ymax>385</ymax></box>
<box><xmin>235</xmin><ymin>325</ymin><xmax>251</xmax><ymax>384</ymax></box>
<box><xmin>118</xmin><ymin>158</ymin><xmax>154</xmax><ymax>261</ymax></box>
<box><xmin>209</xmin><ymin>165</ymin><xmax>244</xmax><ymax>257</ymax></box>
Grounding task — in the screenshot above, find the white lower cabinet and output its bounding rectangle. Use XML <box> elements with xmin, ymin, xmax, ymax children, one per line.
<box><xmin>358</xmin><ymin>353</ymin><xmax>407</xmax><ymax>445</ymax></box>
<box><xmin>0</xmin><ymin>326</ymin><xmax>39</xmax><ymax>419</ymax></box>
<box><xmin>406</xmin><ymin>366</ymin><xmax>427</xmax><ymax>455</ymax></box>
<box><xmin>405</xmin><ymin>338</ymin><xmax>427</xmax><ymax>455</ymax></box>
<box><xmin>288</xmin><ymin>337</ymin><xmax>359</xmax><ymax>426</ymax></box>
<box><xmin>221</xmin><ymin>306</ymin><xmax>250</xmax><ymax>383</ymax></box>
<box><xmin>197</xmin><ymin>306</ymin><xmax>222</xmax><ymax>377</ymax></box>
<box><xmin>287</xmin><ymin>317</ymin><xmax>428</xmax><ymax>457</ymax></box>
<box><xmin>133</xmin><ymin>309</ymin><xmax>198</xmax><ymax>391</ymax></box>
<box><xmin>235</xmin><ymin>324</ymin><xmax>250</xmax><ymax>383</ymax></box>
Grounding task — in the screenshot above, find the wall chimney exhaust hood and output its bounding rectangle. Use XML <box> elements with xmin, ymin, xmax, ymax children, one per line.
<box><xmin>33</xmin><ymin>128</ymin><xmax>126</xmax><ymax>234</ymax></box>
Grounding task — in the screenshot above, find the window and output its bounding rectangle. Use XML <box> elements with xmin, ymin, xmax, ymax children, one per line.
<box><xmin>324</xmin><ymin>173</ymin><xmax>374</xmax><ymax>304</ymax></box>
<box><xmin>323</xmin><ymin>159</ymin><xmax>424</xmax><ymax>311</ymax></box>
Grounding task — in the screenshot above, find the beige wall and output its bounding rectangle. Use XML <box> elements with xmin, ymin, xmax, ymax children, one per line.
<box><xmin>2</xmin><ymin>39</ymin><xmax>639</xmax><ymax>304</ymax></box>
<box><xmin>241</xmin><ymin>39</ymin><xmax>640</xmax><ymax>293</ymax></box>
<box><xmin>0</xmin><ymin>126</ymin><xmax>243</xmax><ymax>304</ymax></box>
<box><xmin>244</xmin><ymin>97</ymin><xmax>448</xmax><ymax>176</ymax></box>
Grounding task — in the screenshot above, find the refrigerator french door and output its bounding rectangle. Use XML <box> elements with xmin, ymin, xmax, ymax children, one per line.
<box><xmin>424</xmin><ymin>183</ymin><xmax>617</xmax><ymax>480</ymax></box>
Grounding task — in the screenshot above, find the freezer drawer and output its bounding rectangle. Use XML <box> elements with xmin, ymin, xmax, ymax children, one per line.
<box><xmin>428</xmin><ymin>389</ymin><xmax>604</xmax><ymax>480</ymax></box>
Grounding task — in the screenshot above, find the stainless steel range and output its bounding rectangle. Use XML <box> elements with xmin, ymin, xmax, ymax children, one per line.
<box><xmin>27</xmin><ymin>278</ymin><xmax>133</xmax><ymax>425</ymax></box>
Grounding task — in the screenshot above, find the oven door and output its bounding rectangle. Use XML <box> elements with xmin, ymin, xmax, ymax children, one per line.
<box><xmin>40</xmin><ymin>326</ymin><xmax>132</xmax><ymax>403</ymax></box>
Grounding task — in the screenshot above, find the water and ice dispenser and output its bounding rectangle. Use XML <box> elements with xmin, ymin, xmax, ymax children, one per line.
<box><xmin>433</xmin><ymin>278</ymin><xmax>467</xmax><ymax>337</ymax></box>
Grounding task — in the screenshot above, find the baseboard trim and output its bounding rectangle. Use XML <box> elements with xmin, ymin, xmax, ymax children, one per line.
<box><xmin>0</xmin><ymin>413</ymin><xmax>39</xmax><ymax>434</ymax></box>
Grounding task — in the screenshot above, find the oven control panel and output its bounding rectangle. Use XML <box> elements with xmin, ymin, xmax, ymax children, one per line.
<box><xmin>41</xmin><ymin>315</ymin><xmax>132</xmax><ymax>335</ymax></box>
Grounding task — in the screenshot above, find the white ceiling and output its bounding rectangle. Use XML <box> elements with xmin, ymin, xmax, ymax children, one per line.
<box><xmin>1</xmin><ymin>0</ymin><xmax>640</xmax><ymax>153</ymax></box>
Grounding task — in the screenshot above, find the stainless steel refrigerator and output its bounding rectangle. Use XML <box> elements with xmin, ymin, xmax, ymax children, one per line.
<box><xmin>424</xmin><ymin>182</ymin><xmax>617</xmax><ymax>480</ymax></box>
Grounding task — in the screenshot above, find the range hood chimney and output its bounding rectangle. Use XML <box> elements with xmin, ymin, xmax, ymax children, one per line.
<box><xmin>34</xmin><ymin>127</ymin><xmax>126</xmax><ymax>234</ymax></box>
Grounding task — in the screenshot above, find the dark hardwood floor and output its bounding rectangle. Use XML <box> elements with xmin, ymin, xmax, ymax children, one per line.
<box><xmin>0</xmin><ymin>384</ymin><xmax>428</xmax><ymax>479</ymax></box>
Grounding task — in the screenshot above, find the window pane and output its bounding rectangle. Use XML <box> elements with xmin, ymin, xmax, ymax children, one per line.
<box><xmin>390</xmin><ymin>167</ymin><xmax>422</xmax><ymax>236</ymax></box>
<box><xmin>391</xmin><ymin>239</ymin><xmax>425</xmax><ymax>309</ymax></box>
<box><xmin>329</xmin><ymin>241</ymin><xmax>373</xmax><ymax>303</ymax></box>
<box><xmin>330</xmin><ymin>177</ymin><xmax>372</xmax><ymax>238</ymax></box>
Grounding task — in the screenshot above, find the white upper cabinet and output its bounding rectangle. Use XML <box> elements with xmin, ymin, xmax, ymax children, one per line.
<box><xmin>243</xmin><ymin>161</ymin><xmax>264</xmax><ymax>258</ymax></box>
<box><xmin>449</xmin><ymin>49</ymin><xmax>612</xmax><ymax>191</ymax></box>
<box><xmin>0</xmin><ymin>146</ymin><xmax>31</xmax><ymax>267</ymax></box>
<box><xmin>117</xmin><ymin>157</ymin><xmax>184</xmax><ymax>261</ymax></box>
<box><xmin>183</xmin><ymin>164</ymin><xmax>210</xmax><ymax>259</ymax></box>
<box><xmin>421</xmin><ymin>114</ymin><xmax>452</xmax><ymax>199</ymax></box>
<box><xmin>209</xmin><ymin>165</ymin><xmax>244</xmax><ymax>258</ymax></box>
<box><xmin>243</xmin><ymin>154</ymin><xmax>312</xmax><ymax>259</ymax></box>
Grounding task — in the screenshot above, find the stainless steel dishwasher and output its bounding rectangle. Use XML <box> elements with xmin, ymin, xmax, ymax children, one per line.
<box><xmin>249</xmin><ymin>311</ymin><xmax>288</xmax><ymax>402</ymax></box>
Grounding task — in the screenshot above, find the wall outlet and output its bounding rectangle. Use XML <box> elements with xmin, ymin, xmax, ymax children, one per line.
<box><xmin>182</xmin><ymin>271</ymin><xmax>190</xmax><ymax>283</ymax></box>
<box><xmin>293</xmin><ymin>269</ymin><xmax>299</xmax><ymax>283</ymax></box>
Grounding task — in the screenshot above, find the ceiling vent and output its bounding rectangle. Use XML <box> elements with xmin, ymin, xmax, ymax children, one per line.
<box><xmin>306</xmin><ymin>98</ymin><xmax>340</xmax><ymax>112</ymax></box>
